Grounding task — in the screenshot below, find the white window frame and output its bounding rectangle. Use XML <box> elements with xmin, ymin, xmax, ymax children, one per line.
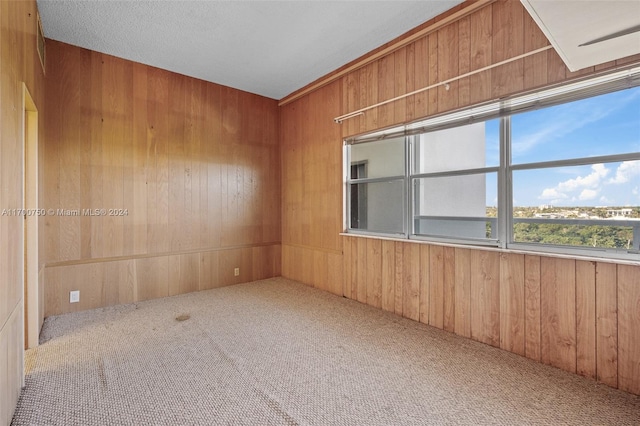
<box><xmin>344</xmin><ymin>66</ymin><xmax>640</xmax><ymax>261</ymax></box>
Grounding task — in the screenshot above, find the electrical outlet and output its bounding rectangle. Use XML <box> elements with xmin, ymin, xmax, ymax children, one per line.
<box><xmin>234</xmin><ymin>267</ymin><xmax>240</xmax><ymax>276</ymax></box>
<box><xmin>70</xmin><ymin>290</ymin><xmax>80</xmax><ymax>303</ymax></box>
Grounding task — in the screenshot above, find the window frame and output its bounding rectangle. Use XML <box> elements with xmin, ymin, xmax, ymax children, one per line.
<box><xmin>344</xmin><ymin>66</ymin><xmax>640</xmax><ymax>261</ymax></box>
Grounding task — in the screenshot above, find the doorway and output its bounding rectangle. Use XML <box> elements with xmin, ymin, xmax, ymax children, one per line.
<box><xmin>23</xmin><ymin>84</ymin><xmax>39</xmax><ymax>349</ymax></box>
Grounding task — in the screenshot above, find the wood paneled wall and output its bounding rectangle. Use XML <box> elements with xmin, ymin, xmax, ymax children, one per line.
<box><xmin>280</xmin><ymin>80</ymin><xmax>344</xmax><ymax>296</ymax></box>
<box><xmin>341</xmin><ymin>236</ymin><xmax>640</xmax><ymax>395</ymax></box>
<box><xmin>0</xmin><ymin>1</ymin><xmax>46</xmax><ymax>423</ymax></box>
<box><xmin>280</xmin><ymin>0</ymin><xmax>640</xmax><ymax>395</ymax></box>
<box><xmin>44</xmin><ymin>40</ymin><xmax>281</xmax><ymax>316</ymax></box>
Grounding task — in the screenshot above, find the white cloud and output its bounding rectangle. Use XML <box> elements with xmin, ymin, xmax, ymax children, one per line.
<box><xmin>609</xmin><ymin>160</ymin><xmax>640</xmax><ymax>184</ymax></box>
<box><xmin>557</xmin><ymin>164</ymin><xmax>609</xmax><ymax>192</ymax></box>
<box><xmin>633</xmin><ymin>186</ymin><xmax>639</xmax><ymax>196</ymax></box>
<box><xmin>539</xmin><ymin>164</ymin><xmax>609</xmax><ymax>201</ymax></box>
<box><xmin>579</xmin><ymin>189</ymin><xmax>598</xmax><ymax>200</ymax></box>
<box><xmin>539</xmin><ymin>188</ymin><xmax>567</xmax><ymax>200</ymax></box>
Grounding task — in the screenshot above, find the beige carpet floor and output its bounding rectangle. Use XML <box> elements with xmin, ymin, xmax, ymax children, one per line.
<box><xmin>11</xmin><ymin>277</ymin><xmax>640</xmax><ymax>425</ymax></box>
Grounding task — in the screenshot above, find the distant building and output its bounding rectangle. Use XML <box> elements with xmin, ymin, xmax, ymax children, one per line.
<box><xmin>606</xmin><ymin>208</ymin><xmax>632</xmax><ymax>217</ymax></box>
<box><xmin>538</xmin><ymin>204</ymin><xmax>553</xmax><ymax>210</ymax></box>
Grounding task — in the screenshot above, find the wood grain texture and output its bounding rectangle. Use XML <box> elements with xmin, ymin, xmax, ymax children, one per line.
<box><xmin>381</xmin><ymin>240</ymin><xmax>396</xmax><ymax>312</ymax></box>
<box><xmin>576</xmin><ymin>260</ymin><xmax>596</xmax><ymax>379</ymax></box>
<box><xmin>45</xmin><ymin>39</ymin><xmax>280</xmax><ymax>260</ymax></box>
<box><xmin>403</xmin><ymin>242</ymin><xmax>421</xmax><ymax>322</ymax></box>
<box><xmin>470</xmin><ymin>250</ymin><xmax>500</xmax><ymax>347</ymax></box>
<box><xmin>356</xmin><ymin>237</ymin><xmax>367</xmax><ymax>304</ymax></box>
<box><xmin>44</xmin><ymin>244</ymin><xmax>280</xmax><ymax>316</ymax></box>
<box><xmin>418</xmin><ymin>244</ymin><xmax>430</xmax><ymax>324</ymax></box>
<box><xmin>500</xmin><ymin>253</ymin><xmax>525</xmax><ymax>356</ymax></box>
<box><xmin>454</xmin><ymin>248</ymin><xmax>471</xmax><ymax>338</ymax></box>
<box><xmin>617</xmin><ymin>265</ymin><xmax>639</xmax><ymax>394</ymax></box>
<box><xmin>394</xmin><ymin>242</ymin><xmax>404</xmax><ymax>317</ymax></box>
<box><xmin>524</xmin><ymin>255</ymin><xmax>541</xmax><ymax>361</ymax></box>
<box><xmin>1</xmin><ymin>0</ymin><xmax>45</xmax><ymax>422</ymax></box>
<box><xmin>366</xmin><ymin>239</ymin><xmax>382</xmax><ymax>308</ymax></box>
<box><xmin>429</xmin><ymin>245</ymin><xmax>445</xmax><ymax>329</ymax></box>
<box><xmin>442</xmin><ymin>247</ymin><xmax>456</xmax><ymax>333</ymax></box>
<box><xmin>596</xmin><ymin>262</ymin><xmax>618</xmax><ymax>388</ymax></box>
<box><xmin>540</xmin><ymin>257</ymin><xmax>576</xmax><ymax>373</ymax></box>
<box><xmin>279</xmin><ymin>0</ymin><xmax>640</xmax><ymax>396</ymax></box>
<box><xmin>44</xmin><ymin>40</ymin><xmax>280</xmax><ymax>313</ymax></box>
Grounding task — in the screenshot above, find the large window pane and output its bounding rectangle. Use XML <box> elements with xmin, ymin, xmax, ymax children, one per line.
<box><xmin>413</xmin><ymin>119</ymin><xmax>499</xmax><ymax>174</ymax></box>
<box><xmin>350</xmin><ymin>137</ymin><xmax>405</xmax><ymax>179</ymax></box>
<box><xmin>511</xmin><ymin>86</ymin><xmax>640</xmax><ymax>165</ymax></box>
<box><xmin>413</xmin><ymin>172</ymin><xmax>497</xmax><ymax>240</ymax></box>
<box><xmin>350</xmin><ymin>180</ymin><xmax>404</xmax><ymax>234</ymax></box>
<box><xmin>512</xmin><ymin>165</ymin><xmax>639</xmax><ymax>250</ymax></box>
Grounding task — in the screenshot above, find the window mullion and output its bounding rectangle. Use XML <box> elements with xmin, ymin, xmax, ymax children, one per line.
<box><xmin>405</xmin><ymin>136</ymin><xmax>412</xmax><ymax>237</ymax></box>
<box><xmin>498</xmin><ymin>116</ymin><xmax>512</xmax><ymax>249</ymax></box>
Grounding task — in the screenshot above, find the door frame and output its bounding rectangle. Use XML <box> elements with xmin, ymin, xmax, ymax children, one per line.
<box><xmin>23</xmin><ymin>83</ymin><xmax>40</xmax><ymax>350</ymax></box>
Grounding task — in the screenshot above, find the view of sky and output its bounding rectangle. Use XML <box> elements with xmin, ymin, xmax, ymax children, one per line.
<box><xmin>483</xmin><ymin>86</ymin><xmax>640</xmax><ymax>208</ymax></box>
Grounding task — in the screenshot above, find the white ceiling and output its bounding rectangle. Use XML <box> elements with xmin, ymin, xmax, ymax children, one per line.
<box><xmin>37</xmin><ymin>0</ymin><xmax>464</xmax><ymax>100</ymax></box>
<box><xmin>521</xmin><ymin>0</ymin><xmax>640</xmax><ymax>72</ymax></box>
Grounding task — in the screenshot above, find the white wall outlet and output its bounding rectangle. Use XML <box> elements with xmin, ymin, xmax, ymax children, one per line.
<box><xmin>70</xmin><ymin>290</ymin><xmax>80</xmax><ymax>303</ymax></box>
<box><xmin>234</xmin><ymin>267</ymin><xmax>240</xmax><ymax>276</ymax></box>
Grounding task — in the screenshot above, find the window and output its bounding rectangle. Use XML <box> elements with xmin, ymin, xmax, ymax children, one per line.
<box><xmin>346</xmin><ymin>137</ymin><xmax>406</xmax><ymax>235</ymax></box>
<box><xmin>345</xmin><ymin>66</ymin><xmax>640</xmax><ymax>260</ymax></box>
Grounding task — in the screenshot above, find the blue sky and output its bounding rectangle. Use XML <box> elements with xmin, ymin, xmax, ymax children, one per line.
<box><xmin>483</xmin><ymin>86</ymin><xmax>640</xmax><ymax>207</ymax></box>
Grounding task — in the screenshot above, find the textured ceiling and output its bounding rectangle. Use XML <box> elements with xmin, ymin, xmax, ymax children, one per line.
<box><xmin>37</xmin><ymin>0</ymin><xmax>464</xmax><ymax>100</ymax></box>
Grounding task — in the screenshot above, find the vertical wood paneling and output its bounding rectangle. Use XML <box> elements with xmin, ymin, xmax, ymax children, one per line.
<box><xmin>381</xmin><ymin>240</ymin><xmax>396</xmax><ymax>312</ymax></box>
<box><xmin>522</xmin><ymin>11</ymin><xmax>548</xmax><ymax>90</ymax></box>
<box><xmin>454</xmin><ymin>248</ymin><xmax>471</xmax><ymax>338</ymax></box>
<box><xmin>45</xmin><ymin>40</ymin><xmax>280</xmax><ymax>315</ymax></box>
<box><xmin>443</xmin><ymin>247</ymin><xmax>456</xmax><ymax>333</ymax></box>
<box><xmin>356</xmin><ymin>237</ymin><xmax>367</xmax><ymax>303</ymax></box>
<box><xmin>470</xmin><ymin>251</ymin><xmax>500</xmax><ymax>347</ymax></box>
<box><xmin>540</xmin><ymin>257</ymin><xmax>576</xmax><ymax>373</ymax></box>
<box><xmin>403</xmin><ymin>243</ymin><xmax>420</xmax><ymax>322</ymax></box>
<box><xmin>351</xmin><ymin>238</ymin><xmax>358</xmax><ymax>300</ymax></box>
<box><xmin>394</xmin><ymin>242</ymin><xmax>404</xmax><ymax>316</ymax></box>
<box><xmin>457</xmin><ymin>16</ymin><xmax>471</xmax><ymax>107</ymax></box>
<box><xmin>326</xmin><ymin>252</ymin><xmax>343</xmax><ymax>296</ymax></box>
<box><xmin>596</xmin><ymin>262</ymin><xmax>618</xmax><ymax>388</ymax></box>
<box><xmin>524</xmin><ymin>255</ymin><xmax>541</xmax><ymax>361</ymax></box>
<box><xmin>576</xmin><ymin>260</ymin><xmax>596</xmax><ymax>379</ymax></box>
<box><xmin>278</xmin><ymin>0</ymin><xmax>640</xmax><ymax>398</ymax></box>
<box><xmin>469</xmin><ymin>5</ymin><xmax>492</xmax><ymax>105</ymax></box>
<box><xmin>46</xmin><ymin>40</ymin><xmax>279</xmax><ymax>262</ymax></box>
<box><xmin>343</xmin><ymin>238</ymin><xmax>353</xmax><ymax>298</ymax></box>
<box><xmin>436</xmin><ymin>22</ymin><xmax>459</xmax><ymax>113</ymax></box>
<box><xmin>618</xmin><ymin>265</ymin><xmax>640</xmax><ymax>395</ymax></box>
<box><xmin>418</xmin><ymin>244</ymin><xmax>430</xmax><ymax>325</ymax></box>
<box><xmin>429</xmin><ymin>245</ymin><xmax>444</xmax><ymax>329</ymax></box>
<box><xmin>1</xmin><ymin>1</ymin><xmax>45</xmax><ymax>421</ymax></box>
<box><xmin>366</xmin><ymin>239</ymin><xmax>382</xmax><ymax>308</ymax></box>
<box><xmin>491</xmin><ymin>0</ymin><xmax>524</xmax><ymax>97</ymax></box>
<box><xmin>198</xmin><ymin>251</ymin><xmax>220</xmax><ymax>290</ymax></box>
<box><xmin>313</xmin><ymin>249</ymin><xmax>328</xmax><ymax>291</ymax></box>
<box><xmin>393</xmin><ymin>48</ymin><xmax>407</xmax><ymax>123</ymax></box>
<box><xmin>500</xmin><ymin>253</ymin><xmax>525</xmax><ymax>356</ymax></box>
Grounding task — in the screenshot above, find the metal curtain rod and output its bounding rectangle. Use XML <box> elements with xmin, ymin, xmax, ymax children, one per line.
<box><xmin>334</xmin><ymin>44</ymin><xmax>554</xmax><ymax>124</ymax></box>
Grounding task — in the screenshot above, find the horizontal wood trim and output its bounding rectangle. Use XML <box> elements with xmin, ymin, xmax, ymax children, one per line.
<box><xmin>278</xmin><ymin>0</ymin><xmax>496</xmax><ymax>106</ymax></box>
<box><xmin>44</xmin><ymin>244</ymin><xmax>282</xmax><ymax>316</ymax></box>
<box><xmin>44</xmin><ymin>242</ymin><xmax>282</xmax><ymax>268</ymax></box>
<box><xmin>281</xmin><ymin>243</ymin><xmax>341</xmax><ymax>256</ymax></box>
<box><xmin>339</xmin><ymin>233</ymin><xmax>640</xmax><ymax>267</ymax></box>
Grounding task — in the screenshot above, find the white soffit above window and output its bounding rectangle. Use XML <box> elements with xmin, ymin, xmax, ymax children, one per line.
<box><xmin>521</xmin><ymin>0</ymin><xmax>640</xmax><ymax>72</ymax></box>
